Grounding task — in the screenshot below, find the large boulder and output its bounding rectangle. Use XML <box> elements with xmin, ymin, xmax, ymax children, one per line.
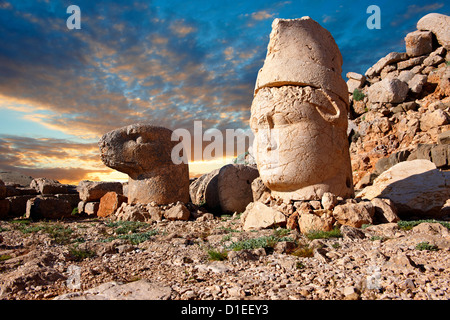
<box><xmin>240</xmin><ymin>201</ymin><xmax>286</xmax><ymax>231</ymax></box>
<box><xmin>30</xmin><ymin>178</ymin><xmax>68</xmax><ymax>195</ymax></box>
<box><xmin>365</xmin><ymin>52</ymin><xmax>408</xmax><ymax>78</ymax></box>
<box><xmin>404</xmin><ymin>30</ymin><xmax>433</xmax><ymax>57</ymax></box>
<box><xmin>0</xmin><ymin>199</ymin><xmax>9</xmax><ymax>219</ymax></box>
<box><xmin>77</xmin><ymin>180</ymin><xmax>123</xmax><ymax>202</ymax></box>
<box><xmin>217</xmin><ymin>164</ymin><xmax>259</xmax><ymax>214</ymax></box>
<box><xmin>189</xmin><ymin>169</ymin><xmax>221</xmax><ymax>213</ymax></box>
<box><xmin>417</xmin><ymin>13</ymin><xmax>450</xmax><ymax>49</ymax></box>
<box><xmin>0</xmin><ymin>171</ymin><xmax>33</xmax><ymax>187</ymax></box>
<box><xmin>99</xmin><ymin>124</ymin><xmax>189</xmax><ymax>205</ymax></box>
<box><xmin>97</xmin><ymin>192</ymin><xmax>127</xmax><ymax>218</ymax></box>
<box><xmin>332</xmin><ymin>201</ymin><xmax>375</xmax><ymax>228</ymax></box>
<box><xmin>54</xmin><ymin>280</ymin><xmax>172</xmax><ymax>300</ymax></box>
<box><xmin>0</xmin><ymin>179</ymin><xmax>5</xmax><ymax>200</ymax></box>
<box><xmin>367</xmin><ymin>78</ymin><xmax>409</xmax><ymax>103</ymax></box>
<box><xmin>25</xmin><ymin>196</ymin><xmax>73</xmax><ymax>220</ymax></box>
<box><xmin>358</xmin><ymin>160</ymin><xmax>450</xmax><ymax>218</ymax></box>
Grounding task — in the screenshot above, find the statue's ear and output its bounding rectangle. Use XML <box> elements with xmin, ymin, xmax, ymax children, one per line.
<box><xmin>312</xmin><ymin>88</ymin><xmax>347</xmax><ymax>126</ymax></box>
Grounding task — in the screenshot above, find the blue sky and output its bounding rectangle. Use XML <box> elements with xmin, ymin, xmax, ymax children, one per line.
<box><xmin>0</xmin><ymin>0</ymin><xmax>448</xmax><ymax>183</ymax></box>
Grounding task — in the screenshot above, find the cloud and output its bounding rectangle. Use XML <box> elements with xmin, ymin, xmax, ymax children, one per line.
<box><xmin>251</xmin><ymin>10</ymin><xmax>275</xmax><ymax>21</ymax></box>
<box><xmin>390</xmin><ymin>3</ymin><xmax>444</xmax><ymax>26</ymax></box>
<box><xmin>0</xmin><ymin>134</ymin><xmax>106</xmax><ymax>184</ymax></box>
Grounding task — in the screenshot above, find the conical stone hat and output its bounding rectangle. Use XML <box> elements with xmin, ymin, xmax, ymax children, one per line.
<box><xmin>255</xmin><ymin>17</ymin><xmax>348</xmax><ymax>103</ymax></box>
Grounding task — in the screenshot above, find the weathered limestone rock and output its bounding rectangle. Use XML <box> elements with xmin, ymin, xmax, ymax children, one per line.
<box><xmin>25</xmin><ymin>196</ymin><xmax>72</xmax><ymax>220</ymax></box>
<box><xmin>358</xmin><ymin>160</ymin><xmax>450</xmax><ymax>218</ymax></box>
<box><xmin>217</xmin><ymin>164</ymin><xmax>259</xmax><ymax>214</ymax></box>
<box><xmin>99</xmin><ymin>124</ymin><xmax>189</xmax><ymax>205</ymax></box>
<box><xmin>332</xmin><ymin>201</ymin><xmax>375</xmax><ymax>228</ymax></box>
<box><xmin>367</xmin><ymin>78</ymin><xmax>409</xmax><ymax>103</ymax></box>
<box><xmin>114</xmin><ymin>203</ymin><xmax>150</xmax><ymax>222</ymax></box>
<box><xmin>346</xmin><ymin>72</ymin><xmax>366</xmax><ymax>93</ymax></box>
<box><xmin>7</xmin><ymin>195</ymin><xmax>36</xmax><ymax>217</ymax></box>
<box><xmin>321</xmin><ymin>192</ymin><xmax>337</xmax><ymax>211</ymax></box>
<box><xmin>370</xmin><ymin>198</ymin><xmax>400</xmax><ymax>224</ymax></box>
<box><xmin>405</xmin><ymin>30</ymin><xmax>433</xmax><ymax>57</ymax></box>
<box><xmin>164</xmin><ymin>202</ymin><xmax>190</xmax><ymax>221</ymax></box>
<box><xmin>298</xmin><ymin>212</ymin><xmax>334</xmax><ymax>234</ymax></box>
<box><xmin>77</xmin><ymin>180</ymin><xmax>123</xmax><ymax>202</ymax></box>
<box><xmin>54</xmin><ymin>280</ymin><xmax>172</xmax><ymax>300</ymax></box>
<box><xmin>0</xmin><ymin>180</ymin><xmax>5</xmax><ymax>200</ymax></box>
<box><xmin>408</xmin><ymin>74</ymin><xmax>427</xmax><ymax>94</ymax></box>
<box><xmin>0</xmin><ymin>171</ymin><xmax>33</xmax><ymax>187</ymax></box>
<box><xmin>241</xmin><ymin>201</ymin><xmax>286</xmax><ymax>231</ymax></box>
<box><xmin>438</xmin><ymin>130</ymin><xmax>450</xmax><ymax>145</ymax></box>
<box><xmin>417</xmin><ymin>13</ymin><xmax>450</xmax><ymax>49</ymax></box>
<box><xmin>365</xmin><ymin>52</ymin><xmax>408</xmax><ymax>78</ymax></box>
<box><xmin>251</xmin><ymin>176</ymin><xmax>271</xmax><ymax>203</ymax></box>
<box><xmin>55</xmin><ymin>194</ymin><xmax>80</xmax><ymax>209</ymax></box>
<box><xmin>84</xmin><ymin>202</ymin><xmax>100</xmax><ymax>216</ymax></box>
<box><xmin>420</xmin><ymin>109</ymin><xmax>449</xmax><ymax>131</ymax></box>
<box><xmin>0</xmin><ymin>199</ymin><xmax>9</xmax><ymax>219</ymax></box>
<box><xmin>189</xmin><ymin>169</ymin><xmax>220</xmax><ymax>213</ymax></box>
<box><xmin>250</xmin><ymin>17</ymin><xmax>354</xmax><ymax>202</ymax></box>
<box><xmin>98</xmin><ymin>192</ymin><xmax>128</xmax><ymax>218</ymax></box>
<box><xmin>30</xmin><ymin>178</ymin><xmax>68</xmax><ymax>195</ymax></box>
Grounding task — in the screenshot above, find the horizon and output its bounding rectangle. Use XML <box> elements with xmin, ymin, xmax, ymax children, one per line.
<box><xmin>0</xmin><ymin>0</ymin><xmax>449</xmax><ymax>185</ymax></box>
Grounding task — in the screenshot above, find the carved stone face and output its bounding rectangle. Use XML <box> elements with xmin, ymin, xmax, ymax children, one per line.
<box><xmin>99</xmin><ymin>124</ymin><xmax>190</xmax><ymax>205</ymax></box>
<box><xmin>99</xmin><ymin>124</ymin><xmax>177</xmax><ymax>178</ymax></box>
<box><xmin>250</xmin><ymin>85</ymin><xmax>353</xmax><ymax>200</ymax></box>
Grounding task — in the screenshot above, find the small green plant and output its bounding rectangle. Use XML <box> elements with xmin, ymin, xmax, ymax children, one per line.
<box><xmin>106</xmin><ymin>220</ymin><xmax>150</xmax><ymax>234</ymax></box>
<box><xmin>221</xmin><ymin>234</ymin><xmax>232</xmax><ymax>242</ymax></box>
<box><xmin>16</xmin><ymin>222</ymin><xmax>74</xmax><ymax>244</ymax></box>
<box><xmin>370</xmin><ymin>235</ymin><xmax>387</xmax><ymax>242</ymax></box>
<box><xmin>69</xmin><ymin>246</ymin><xmax>96</xmax><ymax>261</ymax></box>
<box><xmin>207</xmin><ymin>249</ymin><xmax>228</xmax><ymax>261</ymax></box>
<box><xmin>71</xmin><ymin>207</ymin><xmax>79</xmax><ymax>215</ymax></box>
<box><xmin>291</xmin><ymin>244</ymin><xmax>314</xmax><ymax>258</ymax></box>
<box><xmin>415</xmin><ymin>241</ymin><xmax>439</xmax><ymax>251</ymax></box>
<box><xmin>0</xmin><ymin>254</ymin><xmax>12</xmax><ymax>261</ymax></box>
<box><xmin>306</xmin><ymin>227</ymin><xmax>342</xmax><ymax>240</ymax></box>
<box><xmin>446</xmin><ymin>61</ymin><xmax>450</xmax><ymax>66</ymax></box>
<box><xmin>398</xmin><ymin>219</ymin><xmax>450</xmax><ymax>231</ymax></box>
<box><xmin>353</xmin><ymin>88</ymin><xmax>365</xmax><ymax>101</ymax></box>
<box><xmin>295</xmin><ymin>261</ymin><xmax>306</xmax><ymax>269</ymax></box>
<box><xmin>226</xmin><ymin>235</ymin><xmax>293</xmax><ymax>252</ymax></box>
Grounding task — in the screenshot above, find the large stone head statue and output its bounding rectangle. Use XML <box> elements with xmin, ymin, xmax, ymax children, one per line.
<box><xmin>99</xmin><ymin>124</ymin><xmax>189</xmax><ymax>205</ymax></box>
<box><xmin>250</xmin><ymin>17</ymin><xmax>354</xmax><ymax>201</ymax></box>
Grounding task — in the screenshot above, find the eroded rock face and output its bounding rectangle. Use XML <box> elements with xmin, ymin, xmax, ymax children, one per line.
<box><xmin>99</xmin><ymin>124</ymin><xmax>189</xmax><ymax>205</ymax></box>
<box><xmin>250</xmin><ymin>17</ymin><xmax>354</xmax><ymax>201</ymax></box>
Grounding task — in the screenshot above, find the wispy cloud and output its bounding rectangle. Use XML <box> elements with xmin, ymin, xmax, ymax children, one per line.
<box><xmin>391</xmin><ymin>3</ymin><xmax>444</xmax><ymax>26</ymax></box>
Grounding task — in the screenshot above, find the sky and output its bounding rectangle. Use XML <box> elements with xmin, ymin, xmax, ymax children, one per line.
<box><xmin>0</xmin><ymin>0</ymin><xmax>448</xmax><ymax>184</ymax></box>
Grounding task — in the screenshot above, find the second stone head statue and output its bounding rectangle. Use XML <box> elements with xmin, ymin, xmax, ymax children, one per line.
<box><xmin>250</xmin><ymin>17</ymin><xmax>354</xmax><ymax>202</ymax></box>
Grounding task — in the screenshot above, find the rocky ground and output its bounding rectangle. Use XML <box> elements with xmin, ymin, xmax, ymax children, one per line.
<box><xmin>1</xmin><ymin>214</ymin><xmax>449</xmax><ymax>300</ymax></box>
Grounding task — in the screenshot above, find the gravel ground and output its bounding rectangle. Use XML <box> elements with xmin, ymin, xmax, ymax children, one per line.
<box><xmin>0</xmin><ymin>215</ymin><xmax>449</xmax><ymax>300</ymax></box>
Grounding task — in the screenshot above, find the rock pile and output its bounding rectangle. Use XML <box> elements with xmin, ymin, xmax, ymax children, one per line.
<box><xmin>0</xmin><ymin>176</ymin><xmax>80</xmax><ymax>220</ymax></box>
<box><xmin>348</xmin><ymin>13</ymin><xmax>449</xmax><ymax>188</ymax></box>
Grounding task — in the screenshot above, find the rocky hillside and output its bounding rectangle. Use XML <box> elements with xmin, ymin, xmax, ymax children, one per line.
<box><xmin>347</xmin><ymin>13</ymin><xmax>449</xmax><ymax>187</ymax></box>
